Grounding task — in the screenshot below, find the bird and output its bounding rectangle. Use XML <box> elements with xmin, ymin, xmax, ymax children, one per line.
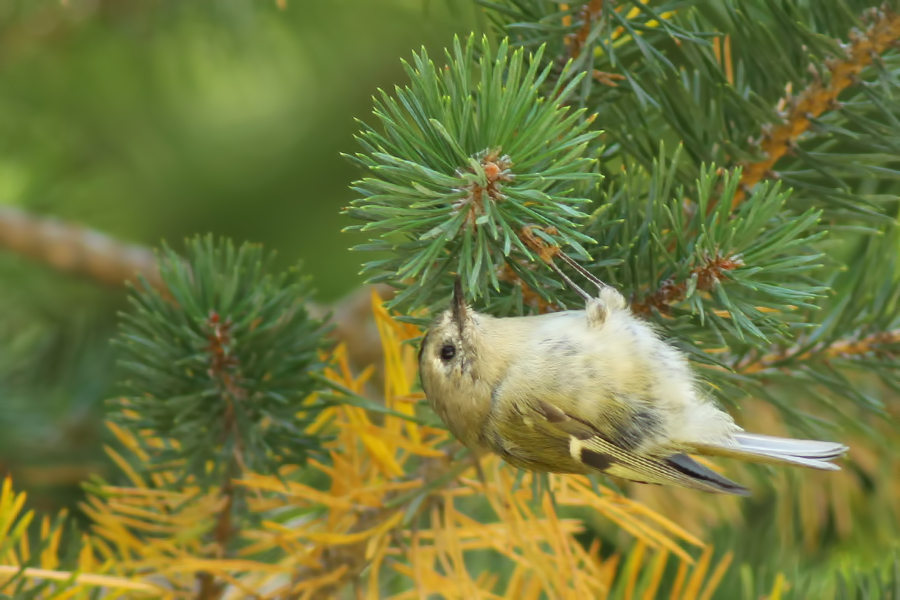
<box><xmin>417</xmin><ymin>260</ymin><xmax>848</xmax><ymax>495</ymax></box>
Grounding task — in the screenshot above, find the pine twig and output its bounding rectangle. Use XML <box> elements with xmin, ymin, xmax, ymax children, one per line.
<box><xmin>518</xmin><ymin>225</ymin><xmax>745</xmax><ymax>317</ymax></box>
<box><xmin>732</xmin><ymin>3</ymin><xmax>900</xmax><ymax>210</ymax></box>
<box><xmin>196</xmin><ymin>312</ymin><xmax>246</xmax><ymax>600</ymax></box>
<box><xmin>631</xmin><ymin>255</ymin><xmax>744</xmax><ymax>316</ymax></box>
<box><xmin>564</xmin><ymin>0</ymin><xmax>604</xmax><ymax>60</ymax></box>
<box><xmin>561</xmin><ymin>1</ymin><xmax>626</xmax><ymax>88</ymax></box>
<box><xmin>737</xmin><ymin>328</ymin><xmax>900</xmax><ymax>374</ymax></box>
<box><xmin>515</xmin><ymin>225</ymin><xmax>564</xmax><ymax>313</ymax></box>
<box><xmin>0</xmin><ymin>205</ymin><xmax>391</xmax><ymax>373</ymax></box>
<box><xmin>196</xmin><ymin>478</ymin><xmax>237</xmax><ymax>600</ymax></box>
<box><xmin>498</xmin><ymin>262</ymin><xmax>558</xmax><ymax>313</ymax></box>
<box><xmin>0</xmin><ymin>206</ymin><xmax>162</xmax><ymax>288</ymax></box>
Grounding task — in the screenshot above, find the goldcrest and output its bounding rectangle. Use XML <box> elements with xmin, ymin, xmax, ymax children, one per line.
<box><xmin>418</xmin><ymin>265</ymin><xmax>848</xmax><ymax>495</ymax></box>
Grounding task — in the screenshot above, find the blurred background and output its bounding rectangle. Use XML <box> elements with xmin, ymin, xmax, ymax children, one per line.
<box><xmin>0</xmin><ymin>0</ymin><xmax>478</xmax><ymax>516</ymax></box>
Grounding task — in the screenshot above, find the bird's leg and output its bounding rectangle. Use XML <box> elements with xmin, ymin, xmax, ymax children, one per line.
<box><xmin>556</xmin><ymin>251</ymin><xmax>612</xmax><ymax>293</ymax></box>
<box><xmin>547</xmin><ymin>259</ymin><xmax>592</xmax><ymax>302</ymax></box>
<box><xmin>550</xmin><ymin>251</ymin><xmax>627</xmax><ymax>320</ymax></box>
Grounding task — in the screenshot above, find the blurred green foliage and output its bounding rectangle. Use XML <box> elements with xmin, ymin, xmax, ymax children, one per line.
<box><xmin>0</xmin><ymin>0</ymin><xmax>481</xmax><ymax>299</ymax></box>
<box><xmin>0</xmin><ymin>0</ymin><xmax>477</xmax><ymax>513</ymax></box>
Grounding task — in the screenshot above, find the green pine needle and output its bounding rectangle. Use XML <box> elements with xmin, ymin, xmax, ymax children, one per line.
<box><xmin>345</xmin><ymin>34</ymin><xmax>602</xmax><ymax>311</ymax></box>
<box><xmin>112</xmin><ymin>235</ymin><xmax>331</xmax><ymax>486</ymax></box>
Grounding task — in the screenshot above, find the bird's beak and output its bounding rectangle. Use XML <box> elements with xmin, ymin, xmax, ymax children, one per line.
<box><xmin>451</xmin><ymin>277</ymin><xmax>467</xmax><ymax>335</ymax></box>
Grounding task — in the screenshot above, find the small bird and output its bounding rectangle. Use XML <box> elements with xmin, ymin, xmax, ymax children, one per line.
<box><xmin>418</xmin><ymin>262</ymin><xmax>848</xmax><ymax>495</ymax></box>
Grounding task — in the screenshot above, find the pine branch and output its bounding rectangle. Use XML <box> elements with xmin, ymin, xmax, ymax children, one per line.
<box><xmin>196</xmin><ymin>479</ymin><xmax>236</xmax><ymax>600</ymax></box>
<box><xmin>564</xmin><ymin>0</ymin><xmax>604</xmax><ymax>61</ymax></box>
<box><xmin>114</xmin><ymin>236</ymin><xmax>330</xmax><ymax>481</ymax></box>
<box><xmin>196</xmin><ymin>312</ymin><xmax>245</xmax><ymax>600</ymax></box>
<box><xmin>561</xmin><ymin>0</ymin><xmax>626</xmax><ymax>88</ymax></box>
<box><xmin>732</xmin><ymin>3</ymin><xmax>900</xmax><ymax>209</ymax></box>
<box><xmin>582</xmin><ymin>154</ymin><xmax>827</xmax><ymax>345</ymax></box>
<box><xmin>346</xmin><ymin>34</ymin><xmax>602</xmax><ymax>313</ymax></box>
<box><xmin>632</xmin><ymin>254</ymin><xmax>744</xmax><ymax>317</ymax></box>
<box><xmin>0</xmin><ymin>206</ymin><xmax>162</xmax><ymax>289</ymax></box>
<box><xmin>738</xmin><ymin>328</ymin><xmax>900</xmax><ymax>374</ymax></box>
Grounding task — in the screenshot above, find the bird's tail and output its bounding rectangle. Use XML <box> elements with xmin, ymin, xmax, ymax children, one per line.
<box><xmin>690</xmin><ymin>433</ymin><xmax>848</xmax><ymax>471</ymax></box>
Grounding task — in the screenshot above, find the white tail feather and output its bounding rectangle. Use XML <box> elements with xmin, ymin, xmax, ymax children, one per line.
<box><xmin>690</xmin><ymin>433</ymin><xmax>849</xmax><ymax>471</ymax></box>
<box><xmin>734</xmin><ymin>433</ymin><xmax>848</xmax><ymax>460</ymax></box>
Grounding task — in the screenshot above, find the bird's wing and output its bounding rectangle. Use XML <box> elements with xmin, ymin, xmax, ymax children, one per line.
<box><xmin>496</xmin><ymin>396</ymin><xmax>749</xmax><ymax>495</ymax></box>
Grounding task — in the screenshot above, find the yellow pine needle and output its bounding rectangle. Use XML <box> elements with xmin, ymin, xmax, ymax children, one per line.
<box><xmin>642</xmin><ymin>551</ymin><xmax>670</xmax><ymax>600</ymax></box>
<box><xmin>670</xmin><ymin>560</ymin><xmax>690</xmax><ymax>600</ymax></box>
<box><xmin>341</xmin><ymin>422</ymin><xmax>444</xmax><ymax>458</ymax></box>
<box><xmin>442</xmin><ymin>499</ymin><xmax>475</xmax><ymax>598</ymax></box>
<box><xmin>105</xmin><ymin>421</ymin><xmax>150</xmax><ymax>463</ymax></box>
<box><xmin>86</xmin><ymin>534</ymin><xmax>117</xmax><ymax>565</ymax></box>
<box><xmin>563</xmin><ymin>477</ymin><xmax>703</xmax><ymax>552</ymax></box>
<box><xmin>540</xmin><ymin>492</ymin><xmax>578</xmax><ymax>584</ymax></box>
<box><xmin>103</xmin><ymin>445</ymin><xmax>148</xmax><ymax>489</ymax></box>
<box><xmin>93</xmin><ymin>485</ymin><xmax>185</xmax><ymax>498</ymax></box>
<box><xmin>699</xmin><ymin>551</ymin><xmax>733</xmax><ymax>600</ymax></box>
<box><xmin>430</xmin><ymin>503</ymin><xmax>456</xmax><ymax>587</ymax></box>
<box><xmin>0</xmin><ymin>509</ymin><xmax>33</xmax><ymax>565</ymax></box>
<box><xmin>371</xmin><ymin>292</ymin><xmax>423</xmax><ymax>446</ymax></box>
<box><xmin>236</xmin><ymin>475</ymin><xmax>356</xmax><ymax>509</ymax></box>
<box><xmin>154</xmin><ymin>557</ymin><xmax>290</xmax><ymax>574</ymax></box>
<box><xmin>599</xmin><ymin>553</ymin><xmax>622</xmax><ymax>590</ymax></box>
<box><xmin>768</xmin><ymin>573</ymin><xmax>787</xmax><ymax>599</ymax></box>
<box><xmin>624</xmin><ymin>497</ymin><xmax>705</xmax><ymax>548</ymax></box>
<box><xmin>0</xmin><ymin>477</ymin><xmax>29</xmax><ymax>540</ymax></box>
<box><xmin>290</xmin><ymin>564</ymin><xmax>349</xmax><ymax>595</ymax></box>
<box><xmin>304</xmin><ymin>510</ymin><xmax>403</xmax><ymax>545</ymax></box>
<box><xmin>623</xmin><ymin>541</ymin><xmax>647</xmax><ymax>600</ymax></box>
<box><xmin>0</xmin><ymin>565</ymin><xmax>162</xmax><ymax>594</ymax></box>
<box><xmin>364</xmin><ymin>531</ymin><xmax>390</xmax><ymax>591</ymax></box>
<box><xmin>682</xmin><ymin>546</ymin><xmax>713</xmax><ymax>599</ymax></box>
<box><xmin>78</xmin><ymin>535</ymin><xmax>95</xmax><ymax>574</ymax></box>
<box><xmin>40</xmin><ymin>513</ymin><xmax>64</xmax><ymax>570</ymax></box>
<box><xmin>391</xmin><ymin>562</ymin><xmax>465</xmax><ymax>597</ymax></box>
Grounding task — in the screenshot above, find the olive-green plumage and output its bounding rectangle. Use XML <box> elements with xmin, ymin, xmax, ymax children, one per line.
<box><xmin>418</xmin><ymin>279</ymin><xmax>848</xmax><ymax>495</ymax></box>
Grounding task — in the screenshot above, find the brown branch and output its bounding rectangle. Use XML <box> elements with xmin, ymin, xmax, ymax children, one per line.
<box><xmin>196</xmin><ymin>478</ymin><xmax>237</xmax><ymax>600</ymax></box>
<box><xmin>519</xmin><ymin>225</ymin><xmax>562</xmax><ymax>264</ymax></box>
<box><xmin>737</xmin><ymin>328</ymin><xmax>900</xmax><ymax>374</ymax></box>
<box><xmin>631</xmin><ymin>254</ymin><xmax>744</xmax><ymax>316</ymax></box>
<box><xmin>514</xmin><ymin>225</ymin><xmax>564</xmax><ymax>313</ymax></box>
<box><xmin>196</xmin><ymin>312</ymin><xmax>247</xmax><ymax>600</ymax></box>
<box><xmin>0</xmin><ymin>206</ymin><xmax>392</xmax><ymax>375</ymax></box>
<box><xmin>498</xmin><ymin>263</ymin><xmax>558</xmax><ymax>313</ymax></box>
<box><xmin>732</xmin><ymin>4</ymin><xmax>900</xmax><ymax>210</ymax></box>
<box><xmin>564</xmin><ymin>0</ymin><xmax>604</xmax><ymax>61</ymax></box>
<box><xmin>516</xmin><ymin>226</ymin><xmax>746</xmax><ymax>317</ymax></box>
<box><xmin>561</xmin><ymin>2</ymin><xmax>626</xmax><ymax>88</ymax></box>
<box><xmin>0</xmin><ymin>206</ymin><xmax>162</xmax><ymax>288</ymax></box>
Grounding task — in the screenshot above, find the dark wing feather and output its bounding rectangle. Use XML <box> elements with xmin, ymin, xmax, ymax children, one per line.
<box><xmin>500</xmin><ymin>400</ymin><xmax>748</xmax><ymax>495</ymax></box>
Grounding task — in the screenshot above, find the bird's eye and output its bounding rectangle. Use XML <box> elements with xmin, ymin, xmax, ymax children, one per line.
<box><xmin>440</xmin><ymin>344</ymin><xmax>456</xmax><ymax>361</ymax></box>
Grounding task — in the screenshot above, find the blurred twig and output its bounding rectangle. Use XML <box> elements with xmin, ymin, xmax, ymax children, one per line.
<box><xmin>0</xmin><ymin>206</ymin><xmax>162</xmax><ymax>288</ymax></box>
<box><xmin>564</xmin><ymin>0</ymin><xmax>604</xmax><ymax>61</ymax></box>
<box><xmin>738</xmin><ymin>328</ymin><xmax>900</xmax><ymax>373</ymax></box>
<box><xmin>0</xmin><ymin>206</ymin><xmax>392</xmax><ymax>374</ymax></box>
